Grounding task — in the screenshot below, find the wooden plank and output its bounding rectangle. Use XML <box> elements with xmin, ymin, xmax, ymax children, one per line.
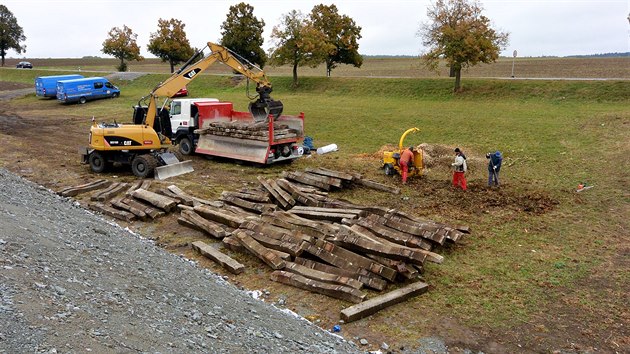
<box><xmin>222</xmin><ymin>235</ymin><xmax>246</xmax><ymax>253</ymax></box>
<box><xmin>233</xmin><ymin>230</ymin><xmax>286</xmax><ymax>270</ymax></box>
<box><xmin>282</xmin><ymin>171</ymin><xmax>331</xmax><ymax>191</ymax></box>
<box><xmin>275</xmin><ymin>179</ymin><xmax>322</xmax><ymax>207</ymax></box>
<box><xmin>288</xmin><ymin>209</ymin><xmax>358</xmax><ymax>222</ymax></box>
<box><xmin>353</xmin><ymin>177</ymin><xmax>400</xmax><ymax>195</ymax></box>
<box><xmin>220</xmin><ymin>193</ymin><xmax>276</xmax><ymax>214</ymax></box>
<box><xmin>192</xmin><ymin>241</ymin><xmax>245</xmax><ymax>274</ymax></box>
<box><xmin>240</xmin><ymin>220</ymin><xmax>313</xmax><ymax>244</ymax></box>
<box><xmin>90</xmin><ymin>182</ymin><xmax>121</xmax><ymax>201</ymax></box>
<box><xmin>245</xmin><ymin>230</ymin><xmax>304</xmax><ymax>257</ymax></box>
<box><xmin>330</xmin><ymin>225</ymin><xmax>428</xmax><ymax>266</ymax></box>
<box><xmin>311</xmin><ymin>239</ymin><xmax>397</xmax><ymax>282</ymax></box>
<box><xmin>132</xmin><ymin>189</ymin><xmax>178</xmax><ymax>213</ymax></box>
<box><xmin>159</xmin><ymin>188</ymin><xmax>194</xmax><ymax>206</ymax></box>
<box><xmin>366</xmin><ymin>254</ymin><xmax>419</xmax><ymax>280</ymax></box>
<box><xmin>294</xmin><ymin>257</ymin><xmax>387</xmax><ymax>291</ymax></box>
<box><xmin>284</xmin><ymin>262</ymin><xmax>363</xmax><ymax>290</ymax></box>
<box><xmin>388</xmin><ymin>210</ymin><xmax>465</xmax><ymax>243</ymax></box>
<box><xmin>60</xmin><ymin>179</ymin><xmax>111</xmax><ymax>197</ymax></box>
<box><xmin>267</xmin><ymin>179</ymin><xmax>296</xmax><ymax>206</ymax></box>
<box><xmin>290</xmin><ymin>206</ymin><xmax>366</xmax><ymax>217</ymax></box>
<box><xmin>257</xmin><ymin>176</ymin><xmax>289</xmax><ymax>209</ymax></box>
<box><xmin>193</xmin><ymin>205</ymin><xmax>245</xmax><ymax>229</ymax></box>
<box><xmin>121</xmin><ymin>197</ymin><xmax>165</xmax><ymax>219</ymax></box>
<box><xmin>222</xmin><ymin>191</ymin><xmax>271</xmax><ymax>203</ymax></box>
<box><xmin>340</xmin><ymin>281</ymin><xmax>429</xmax><ymax>322</ymax></box>
<box><xmin>357</xmin><ymin>215</ymin><xmax>433</xmax><ymax>251</ymax></box>
<box><xmin>110</xmin><ymin>198</ymin><xmax>148</xmax><ymax>220</ymax></box>
<box><xmin>270</xmin><ymin>270</ymin><xmax>366</xmax><ymax>304</ymax></box>
<box><xmin>180</xmin><ymin>210</ymin><xmax>227</xmax><ymax>239</ymax></box>
<box><xmin>349</xmin><ymin>224</ymin><xmax>443</xmax><ymax>264</ymax></box>
<box><xmin>88</xmin><ymin>202</ymin><xmax>134</xmax><ymax>222</ymax></box>
<box><xmin>305</xmin><ymin>167</ymin><xmax>355</xmax><ymax>181</ymax></box>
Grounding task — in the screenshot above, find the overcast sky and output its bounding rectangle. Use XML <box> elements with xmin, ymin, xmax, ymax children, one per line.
<box><xmin>3</xmin><ymin>0</ymin><xmax>629</xmax><ymax>59</ymax></box>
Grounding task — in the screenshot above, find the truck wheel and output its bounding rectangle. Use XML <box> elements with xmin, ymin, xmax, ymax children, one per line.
<box><xmin>89</xmin><ymin>152</ymin><xmax>109</xmax><ymax>173</ymax></box>
<box><xmin>178</xmin><ymin>137</ymin><xmax>195</xmax><ymax>156</ymax></box>
<box><xmin>79</xmin><ymin>97</ymin><xmax>87</xmax><ymax>104</ymax></box>
<box><xmin>131</xmin><ymin>154</ymin><xmax>157</xmax><ymax>178</ymax></box>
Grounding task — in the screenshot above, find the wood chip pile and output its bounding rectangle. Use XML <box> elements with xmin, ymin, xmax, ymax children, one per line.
<box><xmin>58</xmin><ymin>167</ymin><xmax>469</xmax><ymax>322</ymax></box>
<box><xmin>194</xmin><ymin>121</ymin><xmax>299</xmax><ymax>141</ymax></box>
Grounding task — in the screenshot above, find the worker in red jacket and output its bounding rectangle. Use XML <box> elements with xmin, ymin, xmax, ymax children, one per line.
<box><xmin>399</xmin><ymin>146</ymin><xmax>415</xmax><ymax>184</ymax></box>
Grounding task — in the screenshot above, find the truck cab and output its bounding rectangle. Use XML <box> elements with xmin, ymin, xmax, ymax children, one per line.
<box><xmin>169</xmin><ymin>98</ymin><xmax>219</xmax><ymax>154</ymax></box>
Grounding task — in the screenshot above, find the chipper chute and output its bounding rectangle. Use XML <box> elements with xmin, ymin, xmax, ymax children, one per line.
<box><xmin>153</xmin><ymin>152</ymin><xmax>194</xmax><ymax>180</ymax></box>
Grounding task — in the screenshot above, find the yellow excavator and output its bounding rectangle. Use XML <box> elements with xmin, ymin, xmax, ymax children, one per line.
<box><xmin>81</xmin><ymin>42</ymin><xmax>284</xmax><ymax>179</ymax></box>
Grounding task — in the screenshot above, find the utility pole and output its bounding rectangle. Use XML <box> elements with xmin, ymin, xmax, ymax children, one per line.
<box><xmin>511</xmin><ymin>50</ymin><xmax>517</xmax><ymax>78</ymax></box>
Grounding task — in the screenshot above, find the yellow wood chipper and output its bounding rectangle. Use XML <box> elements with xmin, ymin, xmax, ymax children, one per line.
<box><xmin>382</xmin><ymin>127</ymin><xmax>423</xmax><ymax>177</ymax></box>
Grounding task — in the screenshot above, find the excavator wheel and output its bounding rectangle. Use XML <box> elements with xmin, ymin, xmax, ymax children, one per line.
<box><xmin>131</xmin><ymin>154</ymin><xmax>158</xmax><ymax>178</ymax></box>
<box><xmin>384</xmin><ymin>164</ymin><xmax>395</xmax><ymax>176</ymax></box>
<box><xmin>89</xmin><ymin>151</ymin><xmax>109</xmax><ymax>173</ymax></box>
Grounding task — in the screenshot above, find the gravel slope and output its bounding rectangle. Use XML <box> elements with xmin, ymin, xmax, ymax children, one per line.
<box><xmin>0</xmin><ymin>168</ymin><xmax>360</xmax><ymax>353</ymax></box>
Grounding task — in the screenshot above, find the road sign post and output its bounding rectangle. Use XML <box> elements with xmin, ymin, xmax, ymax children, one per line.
<box><xmin>511</xmin><ymin>50</ymin><xmax>517</xmax><ymax>78</ymax></box>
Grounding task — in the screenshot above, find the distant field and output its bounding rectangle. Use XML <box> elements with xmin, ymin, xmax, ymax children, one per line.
<box><xmin>3</xmin><ymin>56</ymin><xmax>629</xmax><ymax>79</ymax></box>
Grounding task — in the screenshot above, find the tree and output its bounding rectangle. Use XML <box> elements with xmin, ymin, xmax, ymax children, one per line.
<box><xmin>102</xmin><ymin>25</ymin><xmax>143</xmax><ymax>72</ymax></box>
<box><xmin>419</xmin><ymin>0</ymin><xmax>508</xmax><ymax>92</ymax></box>
<box><xmin>269</xmin><ymin>10</ymin><xmax>332</xmax><ymax>87</ymax></box>
<box><xmin>147</xmin><ymin>18</ymin><xmax>195</xmax><ymax>73</ymax></box>
<box><xmin>309</xmin><ymin>4</ymin><xmax>362</xmax><ymax>77</ymax></box>
<box><xmin>220</xmin><ymin>2</ymin><xmax>267</xmax><ymax>68</ymax></box>
<box><xmin>0</xmin><ymin>5</ymin><xmax>26</xmax><ymax>67</ymax></box>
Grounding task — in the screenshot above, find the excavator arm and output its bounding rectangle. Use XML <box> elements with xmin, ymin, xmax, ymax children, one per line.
<box><xmin>143</xmin><ymin>42</ymin><xmax>283</xmax><ymax>136</ymax></box>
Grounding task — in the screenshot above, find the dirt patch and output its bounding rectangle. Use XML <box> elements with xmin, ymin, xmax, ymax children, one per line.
<box><xmin>0</xmin><ymin>81</ymin><xmax>31</xmax><ymax>91</ymax></box>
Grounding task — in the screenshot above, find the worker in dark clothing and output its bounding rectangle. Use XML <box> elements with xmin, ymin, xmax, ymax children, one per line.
<box><xmin>399</xmin><ymin>146</ymin><xmax>415</xmax><ymax>185</ymax></box>
<box><xmin>486</xmin><ymin>151</ymin><xmax>503</xmax><ymax>186</ymax></box>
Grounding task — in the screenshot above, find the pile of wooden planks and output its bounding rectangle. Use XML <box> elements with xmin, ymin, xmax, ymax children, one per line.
<box><xmin>178</xmin><ymin>168</ymin><xmax>469</xmax><ymax>320</ymax></box>
<box><xmin>58</xmin><ymin>167</ymin><xmax>469</xmax><ymax>321</ymax></box>
<box><xmin>195</xmin><ymin>121</ymin><xmax>299</xmax><ymax>141</ymax></box>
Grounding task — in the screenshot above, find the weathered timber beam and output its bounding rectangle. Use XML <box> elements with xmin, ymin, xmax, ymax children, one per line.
<box><xmin>311</xmin><ymin>239</ymin><xmax>397</xmax><ymax>282</ymax></box>
<box><xmin>88</xmin><ymin>202</ymin><xmax>134</xmax><ymax>222</ymax></box>
<box><xmin>220</xmin><ymin>194</ymin><xmax>276</xmax><ymax>214</ymax></box>
<box><xmin>282</xmin><ymin>171</ymin><xmax>331</xmax><ymax>191</ymax></box>
<box><xmin>305</xmin><ymin>167</ymin><xmax>355</xmax><ymax>181</ymax></box>
<box><xmin>358</xmin><ymin>215</ymin><xmax>433</xmax><ymax>251</ymax></box>
<box><xmin>257</xmin><ymin>176</ymin><xmax>289</xmax><ymax>209</ymax></box>
<box><xmin>294</xmin><ymin>257</ymin><xmax>387</xmax><ymax>291</ymax></box>
<box><xmin>275</xmin><ymin>179</ymin><xmax>322</xmax><ymax>207</ymax></box>
<box><xmin>110</xmin><ymin>198</ymin><xmax>147</xmax><ymax>220</ymax></box>
<box><xmin>270</xmin><ymin>270</ymin><xmax>366</xmax><ymax>304</ymax></box>
<box><xmin>192</xmin><ymin>241</ymin><xmax>245</xmax><ymax>275</ymax></box>
<box><xmin>122</xmin><ymin>197</ymin><xmax>165</xmax><ymax>219</ymax></box>
<box><xmin>193</xmin><ymin>205</ymin><xmax>245</xmax><ymax>229</ymax></box>
<box><xmin>340</xmin><ymin>281</ymin><xmax>429</xmax><ymax>322</ymax></box>
<box><xmin>268</xmin><ymin>179</ymin><xmax>296</xmax><ymax>206</ymax></box>
<box><xmin>233</xmin><ymin>230</ymin><xmax>286</xmax><ymax>270</ymax></box>
<box><xmin>222</xmin><ymin>191</ymin><xmax>271</xmax><ymax>203</ymax></box>
<box><xmin>353</xmin><ymin>177</ymin><xmax>400</xmax><ymax>195</ymax></box>
<box><xmin>245</xmin><ymin>230</ymin><xmax>304</xmax><ymax>257</ymax></box>
<box><xmin>240</xmin><ymin>220</ymin><xmax>313</xmax><ymax>244</ymax></box>
<box><xmin>132</xmin><ymin>189</ymin><xmax>178</xmax><ymax>213</ymax></box>
<box><xmin>284</xmin><ymin>261</ymin><xmax>363</xmax><ymax>289</ymax></box>
<box><xmin>180</xmin><ymin>210</ymin><xmax>227</xmax><ymax>239</ymax></box>
<box><xmin>60</xmin><ymin>179</ymin><xmax>111</xmax><ymax>197</ymax></box>
<box><xmin>288</xmin><ymin>209</ymin><xmax>358</xmax><ymax>222</ymax></box>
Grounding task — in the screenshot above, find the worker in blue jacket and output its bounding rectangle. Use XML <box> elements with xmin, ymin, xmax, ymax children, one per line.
<box><xmin>486</xmin><ymin>151</ymin><xmax>503</xmax><ymax>186</ymax></box>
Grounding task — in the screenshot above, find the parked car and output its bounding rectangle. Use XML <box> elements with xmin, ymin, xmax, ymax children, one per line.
<box><xmin>172</xmin><ymin>86</ymin><xmax>188</xmax><ymax>98</ymax></box>
<box><xmin>16</xmin><ymin>61</ymin><xmax>33</xmax><ymax>69</ymax></box>
<box><xmin>56</xmin><ymin>77</ymin><xmax>120</xmax><ymax>104</ymax></box>
<box><xmin>35</xmin><ymin>74</ymin><xmax>84</xmax><ymax>98</ymax></box>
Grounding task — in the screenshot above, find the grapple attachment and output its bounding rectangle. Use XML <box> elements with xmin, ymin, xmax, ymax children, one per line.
<box><xmin>249</xmin><ymin>99</ymin><xmax>283</xmax><ymax>122</ymax></box>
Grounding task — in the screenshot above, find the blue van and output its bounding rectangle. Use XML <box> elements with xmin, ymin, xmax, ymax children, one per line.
<box><xmin>35</xmin><ymin>74</ymin><xmax>84</xmax><ymax>98</ymax></box>
<box><xmin>56</xmin><ymin>77</ymin><xmax>120</xmax><ymax>104</ymax></box>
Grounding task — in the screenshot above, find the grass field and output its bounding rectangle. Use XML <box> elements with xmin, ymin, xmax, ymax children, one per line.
<box><xmin>1</xmin><ymin>57</ymin><xmax>629</xmax><ymax>352</ymax></box>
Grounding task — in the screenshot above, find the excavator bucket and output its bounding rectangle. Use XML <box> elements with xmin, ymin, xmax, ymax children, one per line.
<box><xmin>154</xmin><ymin>152</ymin><xmax>194</xmax><ymax>180</ymax></box>
<box><xmin>249</xmin><ymin>99</ymin><xmax>283</xmax><ymax>122</ymax></box>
